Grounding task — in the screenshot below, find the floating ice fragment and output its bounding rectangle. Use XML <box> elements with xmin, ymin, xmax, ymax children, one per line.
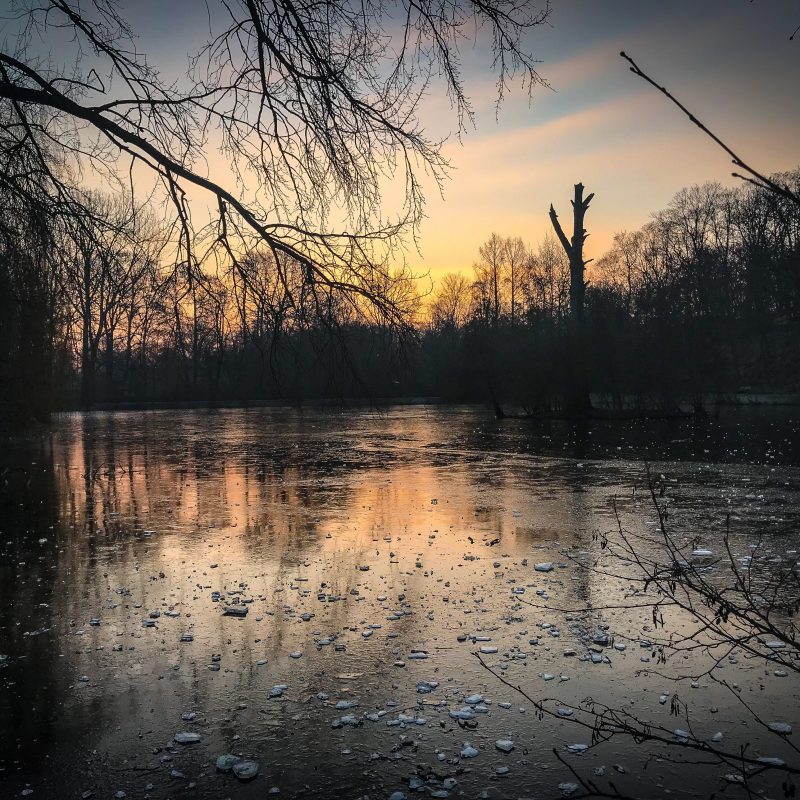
<box><xmin>495</xmin><ymin>739</ymin><xmax>514</xmax><ymax>753</ymax></box>
<box><xmin>566</xmin><ymin>743</ymin><xmax>588</xmax><ymax>754</ymax></box>
<box><xmin>332</xmin><ymin>714</ymin><xmax>359</xmax><ymax>727</ymax></box>
<box><xmin>460</xmin><ymin>743</ymin><xmax>479</xmax><ymax>758</ymax></box>
<box><xmin>174</xmin><ymin>732</ymin><xmax>201</xmax><ymax>744</ymax></box>
<box><xmin>232</xmin><ymin>760</ymin><xmax>259</xmax><ymax>781</ymax></box>
<box><xmin>768</xmin><ymin>722</ymin><xmax>792</xmax><ymax>735</ymax></box>
<box><xmin>215</xmin><ymin>754</ymin><xmax>241</xmax><ymax>773</ymax></box>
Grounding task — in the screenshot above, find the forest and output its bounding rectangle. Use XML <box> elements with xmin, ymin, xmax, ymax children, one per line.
<box><xmin>1</xmin><ymin>1</ymin><xmax>798</xmax><ymax>424</ymax></box>
<box><xmin>2</xmin><ymin>171</ymin><xmax>799</xmax><ymax>419</ymax></box>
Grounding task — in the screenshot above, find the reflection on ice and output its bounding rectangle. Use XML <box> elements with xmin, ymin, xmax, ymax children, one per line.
<box><xmin>0</xmin><ymin>405</ymin><xmax>798</xmax><ymax>799</ymax></box>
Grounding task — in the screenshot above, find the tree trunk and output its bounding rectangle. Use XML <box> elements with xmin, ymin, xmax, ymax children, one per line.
<box><xmin>549</xmin><ymin>183</ymin><xmax>594</xmax><ymax>414</ymax></box>
<box><xmin>80</xmin><ymin>257</ymin><xmax>93</xmax><ymax>407</ymax></box>
<box><xmin>105</xmin><ymin>327</ymin><xmax>114</xmax><ymax>401</ymax></box>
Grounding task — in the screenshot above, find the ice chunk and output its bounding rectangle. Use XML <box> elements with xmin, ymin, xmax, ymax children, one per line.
<box><xmin>768</xmin><ymin>722</ymin><xmax>792</xmax><ymax>735</ymax></box>
<box><xmin>174</xmin><ymin>732</ymin><xmax>201</xmax><ymax>744</ymax></box>
<box><xmin>232</xmin><ymin>760</ymin><xmax>259</xmax><ymax>781</ymax></box>
<box><xmin>216</xmin><ymin>754</ymin><xmax>242</xmax><ymax>773</ymax></box>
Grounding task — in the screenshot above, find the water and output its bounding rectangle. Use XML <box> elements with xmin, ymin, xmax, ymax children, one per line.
<box><xmin>1</xmin><ymin>405</ymin><xmax>798</xmax><ymax>799</ymax></box>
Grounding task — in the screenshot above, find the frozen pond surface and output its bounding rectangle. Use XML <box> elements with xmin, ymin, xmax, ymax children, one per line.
<box><xmin>1</xmin><ymin>405</ymin><xmax>799</xmax><ymax>799</ymax></box>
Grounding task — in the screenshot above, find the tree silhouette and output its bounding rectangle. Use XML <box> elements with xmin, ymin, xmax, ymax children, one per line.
<box><xmin>549</xmin><ymin>182</ymin><xmax>594</xmax><ymax>412</ymax></box>
<box><xmin>0</xmin><ymin>0</ymin><xmax>551</xmax><ymax>418</ymax></box>
<box><xmin>0</xmin><ymin>1</ymin><xmax>551</xmax><ymax>327</ymax></box>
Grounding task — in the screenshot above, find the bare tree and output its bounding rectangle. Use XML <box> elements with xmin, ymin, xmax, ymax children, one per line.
<box><xmin>429</xmin><ymin>272</ymin><xmax>473</xmax><ymax>330</ymax></box>
<box><xmin>549</xmin><ymin>182</ymin><xmax>594</xmax><ymax>412</ymax></box>
<box><xmin>504</xmin><ymin>235</ymin><xmax>527</xmax><ymax>325</ymax></box>
<box><xmin>57</xmin><ymin>192</ymin><xmax>166</xmax><ymax>404</ymax></box>
<box><xmin>0</xmin><ymin>0</ymin><xmax>551</xmax><ymax>347</ymax></box>
<box><xmin>523</xmin><ymin>232</ymin><xmax>570</xmax><ymax>321</ymax></box>
<box><xmin>474</xmin><ymin>232</ymin><xmax>508</xmax><ymax>326</ymax></box>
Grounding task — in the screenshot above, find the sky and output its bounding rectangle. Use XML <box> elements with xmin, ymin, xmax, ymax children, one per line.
<box><xmin>411</xmin><ymin>0</ymin><xmax>800</xmax><ymax>279</ymax></box>
<box><xmin>14</xmin><ymin>0</ymin><xmax>799</xmax><ymax>282</ymax></box>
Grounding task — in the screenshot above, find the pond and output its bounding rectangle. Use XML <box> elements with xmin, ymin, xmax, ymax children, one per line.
<box><xmin>1</xmin><ymin>405</ymin><xmax>798</xmax><ymax>799</ymax></box>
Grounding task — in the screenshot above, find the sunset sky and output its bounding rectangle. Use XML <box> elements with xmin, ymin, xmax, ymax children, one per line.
<box><xmin>123</xmin><ymin>0</ymin><xmax>800</xmax><ymax>282</ymax></box>
<box><xmin>34</xmin><ymin>0</ymin><xmax>800</xmax><ymax>283</ymax></box>
<box><xmin>414</xmin><ymin>0</ymin><xmax>800</xmax><ymax>279</ymax></box>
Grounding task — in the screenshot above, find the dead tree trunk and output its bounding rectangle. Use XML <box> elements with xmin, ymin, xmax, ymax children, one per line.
<box><xmin>549</xmin><ymin>183</ymin><xmax>594</xmax><ymax>414</ymax></box>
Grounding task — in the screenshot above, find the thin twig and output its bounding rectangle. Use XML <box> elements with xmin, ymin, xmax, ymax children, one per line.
<box><xmin>620</xmin><ymin>51</ymin><xmax>800</xmax><ymax>207</ymax></box>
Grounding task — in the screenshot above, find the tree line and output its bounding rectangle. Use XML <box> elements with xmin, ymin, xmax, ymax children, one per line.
<box><xmin>422</xmin><ymin>172</ymin><xmax>800</xmax><ymax>412</ymax></box>
<box><xmin>2</xmin><ymin>170</ymin><xmax>798</xmax><ymax>419</ymax></box>
<box><xmin>0</xmin><ymin>0</ymin><xmax>554</xmax><ymax>424</ymax></box>
<box><xmin>3</xmin><ymin>2</ymin><xmax>798</xmax><ymax>423</ymax></box>
<box><xmin>0</xmin><ymin>186</ymin><xmax>417</xmax><ymax>418</ymax></box>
